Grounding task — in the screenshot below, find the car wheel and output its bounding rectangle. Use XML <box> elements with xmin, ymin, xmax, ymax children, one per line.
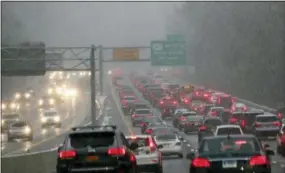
<box><xmin>155</xmin><ymin>166</ymin><xmax>163</xmax><ymax>173</ymax></box>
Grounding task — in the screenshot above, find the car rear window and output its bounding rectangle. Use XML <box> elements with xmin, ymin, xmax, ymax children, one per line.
<box><xmin>69</xmin><ymin>132</ymin><xmax>115</xmax><ymax>148</ymax></box>
<box><xmin>199</xmin><ymin>138</ymin><xmax>261</xmax><ymax>155</ymax></box>
<box><xmin>3</xmin><ymin>114</ymin><xmax>19</xmax><ymax>119</ymax></box>
<box><xmin>217</xmin><ymin>128</ymin><xmax>241</xmax><ymax>135</ymax></box>
<box><xmin>11</xmin><ymin>122</ymin><xmax>27</xmax><ymax>127</ymax></box>
<box><xmin>124</xmin><ymin>97</ymin><xmax>136</xmax><ymax>100</ymax></box>
<box><xmin>44</xmin><ymin>111</ymin><xmax>57</xmax><ymax>116</ymax></box>
<box><xmin>156</xmin><ymin>134</ymin><xmax>176</xmax><ymax>141</ymax></box>
<box><xmin>127</xmin><ymin>137</ymin><xmax>148</xmax><ymax>147</ymax></box>
<box><xmin>135</xmin><ymin>110</ymin><xmax>151</xmax><ymax>114</ymax></box>
<box><xmin>256</xmin><ymin>116</ymin><xmax>278</xmax><ymax>122</ymax></box>
<box><xmin>204</xmin><ymin>119</ymin><xmax>222</xmax><ymax>126</ymax></box>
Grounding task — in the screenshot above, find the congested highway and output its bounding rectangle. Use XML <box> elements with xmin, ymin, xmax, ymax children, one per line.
<box><xmin>1</xmin><ymin>72</ymin><xmax>99</xmax><ymax>156</ymax></box>
<box><xmin>103</xmin><ymin>67</ymin><xmax>285</xmax><ymax>173</ymax></box>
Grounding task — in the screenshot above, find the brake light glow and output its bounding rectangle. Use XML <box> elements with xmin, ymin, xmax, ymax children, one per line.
<box><xmin>199</xmin><ymin>126</ymin><xmax>207</xmax><ymax>131</ymax></box>
<box><xmin>173</xmin><ymin>101</ymin><xmax>177</xmax><ymax>104</ymax></box>
<box><xmin>235</xmin><ymin>140</ymin><xmax>247</xmax><ymax>145</ymax></box>
<box><xmin>145</xmin><ymin>129</ymin><xmax>153</xmax><ymax>134</ymax></box>
<box><xmin>203</xmin><ymin>93</ymin><xmax>209</xmax><ymax>97</ymax></box>
<box><xmin>274</xmin><ymin>121</ymin><xmax>281</xmax><ymax>127</ymax></box>
<box><xmin>160</xmin><ymin>101</ymin><xmax>164</xmax><ymax>104</ymax></box>
<box><xmin>108</xmin><ymin>147</ymin><xmax>126</xmax><ymax>156</ymax></box>
<box><xmin>59</xmin><ymin>150</ymin><xmax>76</xmax><ymax>159</ymax></box>
<box><xmin>130</xmin><ymin>153</ymin><xmax>136</xmax><ymax>162</ymax></box>
<box><xmin>148</xmin><ymin>137</ymin><xmax>156</xmax><ymax>152</ymax></box>
<box><xmin>281</xmin><ymin>135</ymin><xmax>285</xmax><ymax>144</ymax></box>
<box><xmin>195</xmin><ymin>91</ymin><xmax>200</xmax><ymax>95</ymax></box>
<box><xmin>211</xmin><ymin>111</ymin><xmax>217</xmax><ymax>116</ymax></box>
<box><xmin>249</xmin><ymin>155</ymin><xmax>268</xmax><ymax>166</ymax></box>
<box><xmin>243</xmin><ymin>106</ymin><xmax>247</xmax><ymax>112</ymax></box>
<box><xmin>255</xmin><ymin>122</ymin><xmax>261</xmax><ymax>127</ymax></box>
<box><xmin>132</xmin><ymin>114</ymin><xmax>136</xmax><ymax>118</ymax></box>
<box><xmin>240</xmin><ymin>120</ymin><xmax>246</xmax><ymax>127</ymax></box>
<box><xmin>184</xmin><ymin>99</ymin><xmax>189</xmax><ymax>103</ymax></box>
<box><xmin>230</xmin><ymin>118</ymin><xmax>238</xmax><ymax>123</ymax></box>
<box><xmin>277</xmin><ymin>113</ymin><xmax>283</xmax><ymax>119</ymax></box>
<box><xmin>180</xmin><ymin>116</ymin><xmax>186</xmax><ymax>121</ymax></box>
<box><xmin>192</xmin><ymin>158</ymin><xmax>210</xmax><ymax>168</ymax></box>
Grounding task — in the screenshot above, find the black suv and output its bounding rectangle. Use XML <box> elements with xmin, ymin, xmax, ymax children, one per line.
<box><xmin>56</xmin><ymin>125</ymin><xmax>138</xmax><ymax>173</ymax></box>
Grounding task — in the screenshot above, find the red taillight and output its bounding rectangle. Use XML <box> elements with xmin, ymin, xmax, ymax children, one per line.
<box><xmin>249</xmin><ymin>155</ymin><xmax>268</xmax><ymax>166</ymax></box>
<box><xmin>199</xmin><ymin>126</ymin><xmax>207</xmax><ymax>131</ymax></box>
<box><xmin>230</xmin><ymin>118</ymin><xmax>238</xmax><ymax>123</ymax></box>
<box><xmin>59</xmin><ymin>150</ymin><xmax>76</xmax><ymax>159</ymax></box>
<box><xmin>146</xmin><ymin>129</ymin><xmax>153</xmax><ymax>134</ymax></box>
<box><xmin>281</xmin><ymin>135</ymin><xmax>285</xmax><ymax>144</ymax></box>
<box><xmin>180</xmin><ymin>116</ymin><xmax>186</xmax><ymax>121</ymax></box>
<box><xmin>121</xmin><ymin>100</ymin><xmax>126</xmax><ymax>104</ymax></box>
<box><xmin>203</xmin><ymin>93</ymin><xmax>209</xmax><ymax>97</ymax></box>
<box><xmin>132</xmin><ymin>114</ymin><xmax>136</xmax><ymax>118</ymax></box>
<box><xmin>108</xmin><ymin>147</ymin><xmax>126</xmax><ymax>156</ymax></box>
<box><xmin>160</xmin><ymin>101</ymin><xmax>164</xmax><ymax>104</ymax></box>
<box><xmin>195</xmin><ymin>92</ymin><xmax>200</xmax><ymax>95</ymax></box>
<box><xmin>277</xmin><ymin>113</ymin><xmax>283</xmax><ymax>119</ymax></box>
<box><xmin>184</xmin><ymin>99</ymin><xmax>189</xmax><ymax>103</ymax></box>
<box><xmin>192</xmin><ymin>158</ymin><xmax>210</xmax><ymax>168</ymax></box>
<box><xmin>211</xmin><ymin>111</ymin><xmax>217</xmax><ymax>116</ymax></box>
<box><xmin>255</xmin><ymin>122</ymin><xmax>261</xmax><ymax>127</ymax></box>
<box><xmin>240</xmin><ymin>120</ymin><xmax>246</xmax><ymax>127</ymax></box>
<box><xmin>173</xmin><ymin>101</ymin><xmax>177</xmax><ymax>104</ymax></box>
<box><xmin>130</xmin><ymin>153</ymin><xmax>136</xmax><ymax>162</ymax></box>
<box><xmin>243</xmin><ymin>106</ymin><xmax>247</xmax><ymax>112</ymax></box>
<box><xmin>274</xmin><ymin>121</ymin><xmax>281</xmax><ymax>127</ymax></box>
<box><xmin>148</xmin><ymin>137</ymin><xmax>156</xmax><ymax>152</ymax></box>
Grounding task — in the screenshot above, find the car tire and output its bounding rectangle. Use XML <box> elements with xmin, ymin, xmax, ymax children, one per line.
<box><xmin>155</xmin><ymin>166</ymin><xmax>163</xmax><ymax>173</ymax></box>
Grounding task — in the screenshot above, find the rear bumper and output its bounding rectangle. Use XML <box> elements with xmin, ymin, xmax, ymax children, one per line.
<box><xmin>160</xmin><ymin>147</ymin><xmax>182</xmax><ymax>155</ymax></box>
<box><xmin>255</xmin><ymin>130</ymin><xmax>279</xmax><ymax>136</ymax></box>
<box><xmin>137</xmin><ymin>163</ymin><xmax>160</xmax><ymax>172</ymax></box>
<box><xmin>8</xmin><ymin>133</ymin><xmax>32</xmax><ymax>138</ymax></box>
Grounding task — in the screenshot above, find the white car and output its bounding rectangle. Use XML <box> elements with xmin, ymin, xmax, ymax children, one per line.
<box><xmin>207</xmin><ymin>107</ymin><xmax>225</xmax><ymax>117</ymax></box>
<box><xmin>214</xmin><ymin>124</ymin><xmax>243</xmax><ymax>136</ymax></box>
<box><xmin>154</xmin><ymin>133</ymin><xmax>183</xmax><ymax>158</ymax></box>
<box><xmin>126</xmin><ymin>135</ymin><xmax>163</xmax><ymax>173</ymax></box>
<box><xmin>40</xmin><ymin>109</ymin><xmax>61</xmax><ymax>128</ymax></box>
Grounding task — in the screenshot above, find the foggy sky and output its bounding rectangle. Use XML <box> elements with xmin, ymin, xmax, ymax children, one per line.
<box><xmin>7</xmin><ymin>2</ymin><xmax>179</xmax><ymax>47</ymax></box>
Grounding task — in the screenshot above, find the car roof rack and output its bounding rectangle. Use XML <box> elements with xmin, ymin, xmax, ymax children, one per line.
<box><xmin>71</xmin><ymin>125</ymin><xmax>117</xmax><ymax>131</ymax></box>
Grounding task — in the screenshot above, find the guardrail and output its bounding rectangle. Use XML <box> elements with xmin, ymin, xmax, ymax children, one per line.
<box><xmin>1</xmin><ymin>95</ymin><xmax>108</xmax><ymax>173</ymax></box>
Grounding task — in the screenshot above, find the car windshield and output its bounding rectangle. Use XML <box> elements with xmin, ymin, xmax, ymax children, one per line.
<box><xmin>199</xmin><ymin>137</ymin><xmax>261</xmax><ymax>156</ymax></box>
<box><xmin>217</xmin><ymin>128</ymin><xmax>241</xmax><ymax>135</ymax></box>
<box><xmin>11</xmin><ymin>122</ymin><xmax>27</xmax><ymax>127</ymax></box>
<box><xmin>69</xmin><ymin>132</ymin><xmax>115</xmax><ymax>148</ymax></box>
<box><xmin>44</xmin><ymin>111</ymin><xmax>57</xmax><ymax>117</ymax></box>
<box><xmin>135</xmin><ymin>110</ymin><xmax>151</xmax><ymax>114</ymax></box>
<box><xmin>156</xmin><ymin>133</ymin><xmax>176</xmax><ymax>141</ymax></box>
<box><xmin>256</xmin><ymin>116</ymin><xmax>277</xmax><ymax>122</ymax></box>
<box><xmin>3</xmin><ymin>114</ymin><xmax>19</xmax><ymax>119</ymax></box>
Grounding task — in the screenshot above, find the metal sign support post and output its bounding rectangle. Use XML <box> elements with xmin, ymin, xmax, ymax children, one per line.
<box><xmin>90</xmin><ymin>45</ymin><xmax>97</xmax><ymax>125</ymax></box>
<box><xmin>99</xmin><ymin>45</ymin><xmax>104</xmax><ymax>94</ymax></box>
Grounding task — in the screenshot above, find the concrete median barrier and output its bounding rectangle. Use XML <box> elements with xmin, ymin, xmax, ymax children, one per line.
<box><xmin>2</xmin><ymin>149</ymin><xmax>57</xmax><ymax>173</ymax></box>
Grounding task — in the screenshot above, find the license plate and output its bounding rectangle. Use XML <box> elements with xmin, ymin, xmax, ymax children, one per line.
<box><xmin>86</xmin><ymin>156</ymin><xmax>99</xmax><ymax>162</ymax></box>
<box><xmin>222</xmin><ymin>160</ymin><xmax>237</xmax><ymax>168</ymax></box>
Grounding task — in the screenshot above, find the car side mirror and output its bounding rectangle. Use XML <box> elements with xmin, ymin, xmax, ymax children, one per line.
<box><xmin>186</xmin><ymin>152</ymin><xmax>195</xmax><ymax>160</ymax></box>
<box><xmin>178</xmin><ymin>136</ymin><xmax>184</xmax><ymax>141</ymax></box>
<box><xmin>157</xmin><ymin>144</ymin><xmax>163</xmax><ymax>149</ymax></box>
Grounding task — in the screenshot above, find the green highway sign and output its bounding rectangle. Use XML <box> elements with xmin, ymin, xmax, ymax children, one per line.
<box><xmin>150</xmin><ymin>40</ymin><xmax>186</xmax><ymax>66</ymax></box>
<box><xmin>167</xmin><ymin>34</ymin><xmax>185</xmax><ymax>41</ymax></box>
